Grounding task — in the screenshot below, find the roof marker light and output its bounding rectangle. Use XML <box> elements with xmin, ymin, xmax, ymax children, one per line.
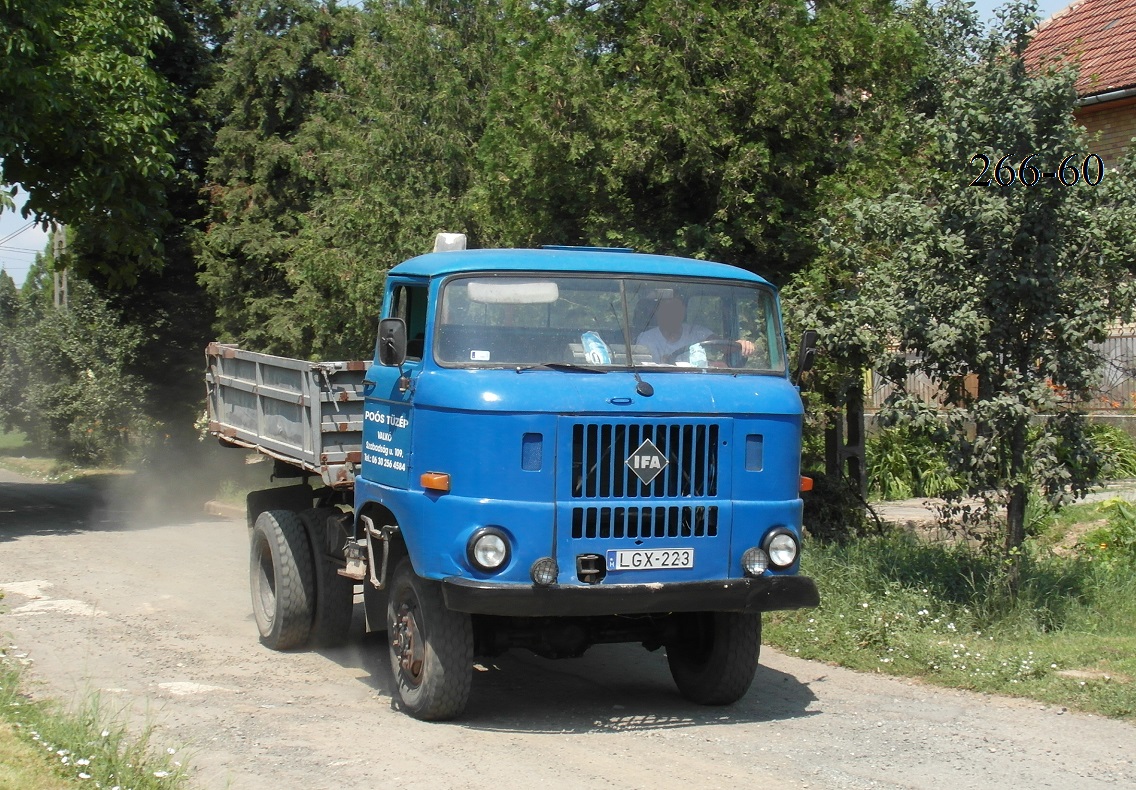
<box><xmin>434</xmin><ymin>233</ymin><xmax>467</xmax><ymax>252</ymax></box>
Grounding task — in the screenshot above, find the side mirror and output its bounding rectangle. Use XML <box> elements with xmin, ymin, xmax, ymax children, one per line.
<box><xmin>795</xmin><ymin>328</ymin><xmax>818</xmax><ymax>381</ymax></box>
<box><xmin>377</xmin><ymin>318</ymin><xmax>408</xmax><ymax>367</ymax></box>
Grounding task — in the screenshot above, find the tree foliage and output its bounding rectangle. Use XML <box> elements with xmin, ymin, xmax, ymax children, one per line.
<box><xmin>478</xmin><ymin>0</ymin><xmax>923</xmax><ymax>277</ymax></box>
<box><xmin>801</xmin><ymin>1</ymin><xmax>1136</xmax><ymax>572</ymax></box>
<box><xmin>198</xmin><ymin>0</ymin><xmax>364</xmax><ymax>357</ymax></box>
<box><xmin>0</xmin><ymin>254</ymin><xmax>154</xmax><ymax>464</ymax></box>
<box><xmin>199</xmin><ymin>0</ymin><xmax>928</xmax><ymax>359</ymax></box>
<box><xmin>1</xmin><ymin>0</ymin><xmax>224</xmax><ymax>445</ymax></box>
<box><xmin>77</xmin><ymin>0</ymin><xmax>227</xmax><ymax>428</ymax></box>
<box><xmin>1</xmin><ymin>0</ymin><xmax>182</xmax><ymax>281</ymax></box>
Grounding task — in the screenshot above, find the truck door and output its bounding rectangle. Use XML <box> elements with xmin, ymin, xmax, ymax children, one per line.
<box><xmin>361</xmin><ymin>281</ymin><xmax>428</xmax><ymax>489</ymax></box>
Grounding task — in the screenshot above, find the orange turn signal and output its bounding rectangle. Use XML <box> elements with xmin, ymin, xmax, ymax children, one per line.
<box><xmin>799</xmin><ymin>476</ymin><xmax>814</xmax><ymax>493</ymax></box>
<box><xmin>421</xmin><ymin>472</ymin><xmax>451</xmax><ymax>492</ymax></box>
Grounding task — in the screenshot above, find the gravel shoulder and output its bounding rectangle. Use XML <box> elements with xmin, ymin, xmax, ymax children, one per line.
<box><xmin>872</xmin><ymin>479</ymin><xmax>1136</xmax><ymax>528</ymax></box>
<box><xmin>1</xmin><ymin>469</ymin><xmax>1133</xmax><ymax>789</ymax></box>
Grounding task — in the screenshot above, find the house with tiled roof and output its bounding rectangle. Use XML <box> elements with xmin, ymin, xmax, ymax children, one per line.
<box><xmin>1025</xmin><ymin>0</ymin><xmax>1136</xmax><ymax>166</ymax></box>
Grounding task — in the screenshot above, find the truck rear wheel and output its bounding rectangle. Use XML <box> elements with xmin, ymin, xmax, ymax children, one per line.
<box><xmin>250</xmin><ymin>509</ymin><xmax>315</xmax><ymax>650</ymax></box>
<box><xmin>666</xmin><ymin>612</ymin><xmax>761</xmax><ymax>705</ymax></box>
<box><xmin>299</xmin><ymin>508</ymin><xmax>354</xmax><ymax>648</ymax></box>
<box><xmin>387</xmin><ymin>558</ymin><xmax>473</xmax><ymax>720</ymax></box>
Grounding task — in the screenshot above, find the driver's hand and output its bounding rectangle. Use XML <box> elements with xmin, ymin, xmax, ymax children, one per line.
<box><xmin>737</xmin><ymin>339</ymin><xmax>755</xmax><ymax>357</ymax></box>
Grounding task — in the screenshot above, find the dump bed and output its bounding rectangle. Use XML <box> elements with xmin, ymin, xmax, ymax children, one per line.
<box><xmin>205</xmin><ymin>343</ymin><xmax>370</xmax><ymax>488</ymax></box>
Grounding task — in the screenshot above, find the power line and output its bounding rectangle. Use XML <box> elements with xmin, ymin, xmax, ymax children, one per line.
<box><xmin>0</xmin><ymin>221</ymin><xmax>37</xmax><ymax>247</ymax></box>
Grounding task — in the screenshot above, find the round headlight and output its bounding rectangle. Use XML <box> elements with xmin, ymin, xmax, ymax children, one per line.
<box><xmin>741</xmin><ymin>547</ymin><xmax>769</xmax><ymax>577</ymax></box>
<box><xmin>764</xmin><ymin>530</ymin><xmax>799</xmax><ymax>568</ymax></box>
<box><xmin>468</xmin><ymin>529</ymin><xmax>510</xmax><ymax>571</ymax></box>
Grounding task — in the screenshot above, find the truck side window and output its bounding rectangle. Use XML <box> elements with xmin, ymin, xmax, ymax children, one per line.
<box><xmin>391</xmin><ymin>285</ymin><xmax>428</xmax><ymax>361</ymax></box>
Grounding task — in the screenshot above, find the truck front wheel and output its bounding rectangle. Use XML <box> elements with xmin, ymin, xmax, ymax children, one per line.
<box><xmin>250</xmin><ymin>509</ymin><xmax>315</xmax><ymax>650</ymax></box>
<box><xmin>666</xmin><ymin>612</ymin><xmax>761</xmax><ymax>705</ymax></box>
<box><xmin>387</xmin><ymin>558</ymin><xmax>473</xmax><ymax>720</ymax></box>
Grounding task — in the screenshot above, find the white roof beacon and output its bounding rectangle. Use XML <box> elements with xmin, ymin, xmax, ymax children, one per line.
<box><xmin>433</xmin><ymin>232</ymin><xmax>468</xmax><ymax>252</ymax></box>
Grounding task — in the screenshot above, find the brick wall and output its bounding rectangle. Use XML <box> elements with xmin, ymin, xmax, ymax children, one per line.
<box><xmin>1075</xmin><ymin>95</ymin><xmax>1136</xmax><ymax>167</ymax></box>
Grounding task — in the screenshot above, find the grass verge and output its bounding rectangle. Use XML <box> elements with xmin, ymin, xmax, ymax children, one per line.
<box><xmin>0</xmin><ymin>430</ymin><xmax>110</xmax><ymax>483</ymax></box>
<box><xmin>766</xmin><ymin>515</ymin><xmax>1136</xmax><ymax>719</ymax></box>
<box><xmin>0</xmin><ymin>645</ymin><xmax>188</xmax><ymax>789</ymax></box>
<box><xmin>0</xmin><ymin>723</ymin><xmax>73</xmax><ymax>790</ymax></box>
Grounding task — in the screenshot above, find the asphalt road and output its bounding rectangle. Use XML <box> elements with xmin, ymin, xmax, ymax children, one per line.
<box><xmin>1</xmin><ymin>468</ymin><xmax>1133</xmax><ymax>789</ymax></box>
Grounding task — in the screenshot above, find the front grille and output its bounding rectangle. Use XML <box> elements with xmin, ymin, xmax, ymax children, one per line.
<box><xmin>570</xmin><ymin>422</ymin><xmax>719</xmax><ymax>498</ymax></box>
<box><xmin>571</xmin><ymin>505</ymin><xmax>719</xmax><ymax>540</ymax></box>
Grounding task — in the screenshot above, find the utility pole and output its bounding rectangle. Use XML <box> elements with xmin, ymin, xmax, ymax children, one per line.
<box><xmin>52</xmin><ymin>222</ymin><xmax>67</xmax><ymax>310</ymax></box>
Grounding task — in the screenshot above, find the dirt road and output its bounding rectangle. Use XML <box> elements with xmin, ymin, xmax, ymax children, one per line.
<box><xmin>1</xmin><ymin>468</ymin><xmax>1133</xmax><ymax>789</ymax></box>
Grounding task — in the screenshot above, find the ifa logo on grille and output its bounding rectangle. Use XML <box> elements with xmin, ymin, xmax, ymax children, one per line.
<box><xmin>626</xmin><ymin>438</ymin><xmax>669</xmax><ymax>485</ymax></box>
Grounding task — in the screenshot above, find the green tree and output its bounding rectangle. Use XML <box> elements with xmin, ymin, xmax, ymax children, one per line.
<box><xmin>201</xmin><ymin>0</ymin><xmax>497</xmax><ymax>359</ymax></box>
<box><xmin>817</xmin><ymin>2</ymin><xmax>1136</xmax><ymax>581</ymax></box>
<box><xmin>0</xmin><ymin>268</ymin><xmax>18</xmax><ymax>374</ymax></box>
<box><xmin>1</xmin><ymin>0</ymin><xmax>181</xmax><ymax>282</ymax></box>
<box><xmin>76</xmin><ymin>0</ymin><xmax>227</xmax><ymax>429</ymax></box>
<box><xmin>198</xmin><ymin>0</ymin><xmax>360</xmax><ymax>357</ymax></box>
<box><xmin>287</xmin><ymin>0</ymin><xmax>497</xmax><ymax>358</ymax></box>
<box><xmin>200</xmin><ymin>0</ymin><xmax>930</xmax><ymax>360</ymax></box>
<box><xmin>0</xmin><ymin>269</ymin><xmax>18</xmax><ymax>329</ymax></box>
<box><xmin>475</xmin><ymin>0</ymin><xmax>925</xmax><ymax>281</ymax></box>
<box><xmin>0</xmin><ymin>263</ymin><xmax>153</xmax><ymax>463</ymax></box>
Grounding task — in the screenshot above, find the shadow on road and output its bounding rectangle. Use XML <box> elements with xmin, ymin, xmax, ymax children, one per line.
<box><xmin>319</xmin><ymin>619</ymin><xmax>818</xmax><ymax>732</ymax></box>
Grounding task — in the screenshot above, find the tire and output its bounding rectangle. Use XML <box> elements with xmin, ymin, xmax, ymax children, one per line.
<box><xmin>250</xmin><ymin>509</ymin><xmax>315</xmax><ymax>650</ymax></box>
<box><xmin>300</xmin><ymin>508</ymin><xmax>354</xmax><ymax>648</ymax></box>
<box><xmin>666</xmin><ymin>612</ymin><xmax>762</xmax><ymax>705</ymax></box>
<box><xmin>386</xmin><ymin>558</ymin><xmax>473</xmax><ymax>720</ymax></box>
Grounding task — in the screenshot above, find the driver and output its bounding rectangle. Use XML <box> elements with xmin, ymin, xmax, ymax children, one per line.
<box><xmin>636</xmin><ymin>295</ymin><xmax>755</xmax><ymax>364</ymax></box>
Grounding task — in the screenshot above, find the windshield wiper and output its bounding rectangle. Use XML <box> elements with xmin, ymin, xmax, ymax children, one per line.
<box><xmin>616</xmin><ymin>283</ymin><xmax>654</xmax><ymax>396</ymax></box>
<box><xmin>514</xmin><ymin>362</ymin><xmax>608</xmax><ymax>373</ymax></box>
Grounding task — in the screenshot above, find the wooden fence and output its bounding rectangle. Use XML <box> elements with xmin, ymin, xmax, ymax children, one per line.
<box><xmin>865</xmin><ymin>328</ymin><xmax>1136</xmax><ymax>413</ymax></box>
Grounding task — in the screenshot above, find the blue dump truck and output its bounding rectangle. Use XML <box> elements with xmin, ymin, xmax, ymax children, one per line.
<box><xmin>206</xmin><ymin>235</ymin><xmax>819</xmax><ymax>720</ymax></box>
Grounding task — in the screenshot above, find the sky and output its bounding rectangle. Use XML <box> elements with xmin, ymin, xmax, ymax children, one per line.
<box><xmin>973</xmin><ymin>0</ymin><xmax>1073</xmax><ymax>25</ymax></box>
<box><xmin>0</xmin><ymin>0</ymin><xmax>1078</xmax><ymax>288</ymax></box>
<box><xmin>0</xmin><ymin>189</ymin><xmax>49</xmax><ymax>288</ymax></box>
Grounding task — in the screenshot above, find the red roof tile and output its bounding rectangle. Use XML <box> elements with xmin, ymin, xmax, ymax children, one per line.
<box><xmin>1025</xmin><ymin>0</ymin><xmax>1136</xmax><ymax>97</ymax></box>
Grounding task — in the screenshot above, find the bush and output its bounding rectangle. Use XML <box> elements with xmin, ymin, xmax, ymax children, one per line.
<box><xmin>802</xmin><ymin>471</ymin><xmax>874</xmax><ymax>544</ymax></box>
<box><xmin>1087</xmin><ymin>423</ymin><xmax>1136</xmax><ymax>480</ymax></box>
<box><xmin>866</xmin><ymin>424</ymin><xmax>960</xmax><ymax>500</ymax></box>
<box><xmin>0</xmin><ymin>277</ymin><xmax>154</xmax><ymax>465</ymax></box>
<box><xmin>1078</xmin><ymin>498</ymin><xmax>1136</xmax><ymax>568</ymax></box>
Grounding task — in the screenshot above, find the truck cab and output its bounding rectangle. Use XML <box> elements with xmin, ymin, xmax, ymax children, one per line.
<box><xmin>356</xmin><ymin>242</ymin><xmax>818</xmax><ymax>718</ymax></box>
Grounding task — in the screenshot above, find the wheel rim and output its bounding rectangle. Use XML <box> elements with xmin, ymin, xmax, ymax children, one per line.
<box><xmin>393</xmin><ymin>600</ymin><xmax>425</xmax><ymax>687</ymax></box>
<box><xmin>255</xmin><ymin>540</ymin><xmax>276</xmax><ymax>625</ymax></box>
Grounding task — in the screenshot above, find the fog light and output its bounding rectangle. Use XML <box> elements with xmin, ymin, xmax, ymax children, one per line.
<box><xmin>468</xmin><ymin>528</ymin><xmax>509</xmax><ymax>572</ymax></box>
<box><xmin>764</xmin><ymin>529</ymin><xmax>799</xmax><ymax>568</ymax></box>
<box><xmin>742</xmin><ymin>547</ymin><xmax>769</xmax><ymax>577</ymax></box>
<box><xmin>530</xmin><ymin>557</ymin><xmax>558</xmax><ymax>586</ymax></box>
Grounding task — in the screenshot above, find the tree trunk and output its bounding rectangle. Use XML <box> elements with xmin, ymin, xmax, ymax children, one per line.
<box><xmin>1004</xmin><ymin>419</ymin><xmax>1030</xmax><ymax>595</ymax></box>
<box><xmin>823</xmin><ymin>379</ymin><xmax>866</xmax><ymax>501</ymax></box>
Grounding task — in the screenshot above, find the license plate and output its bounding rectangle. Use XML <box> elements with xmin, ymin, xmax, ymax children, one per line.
<box><xmin>606</xmin><ymin>548</ymin><xmax>694</xmax><ymax>571</ymax></box>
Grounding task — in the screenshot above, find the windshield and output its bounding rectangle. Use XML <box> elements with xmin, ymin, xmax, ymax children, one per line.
<box><xmin>434</xmin><ymin>274</ymin><xmax>785</xmax><ymax>374</ymax></box>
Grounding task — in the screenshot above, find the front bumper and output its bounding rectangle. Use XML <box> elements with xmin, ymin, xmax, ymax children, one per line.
<box><xmin>441</xmin><ymin>574</ymin><xmax>819</xmax><ymax>617</ymax></box>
